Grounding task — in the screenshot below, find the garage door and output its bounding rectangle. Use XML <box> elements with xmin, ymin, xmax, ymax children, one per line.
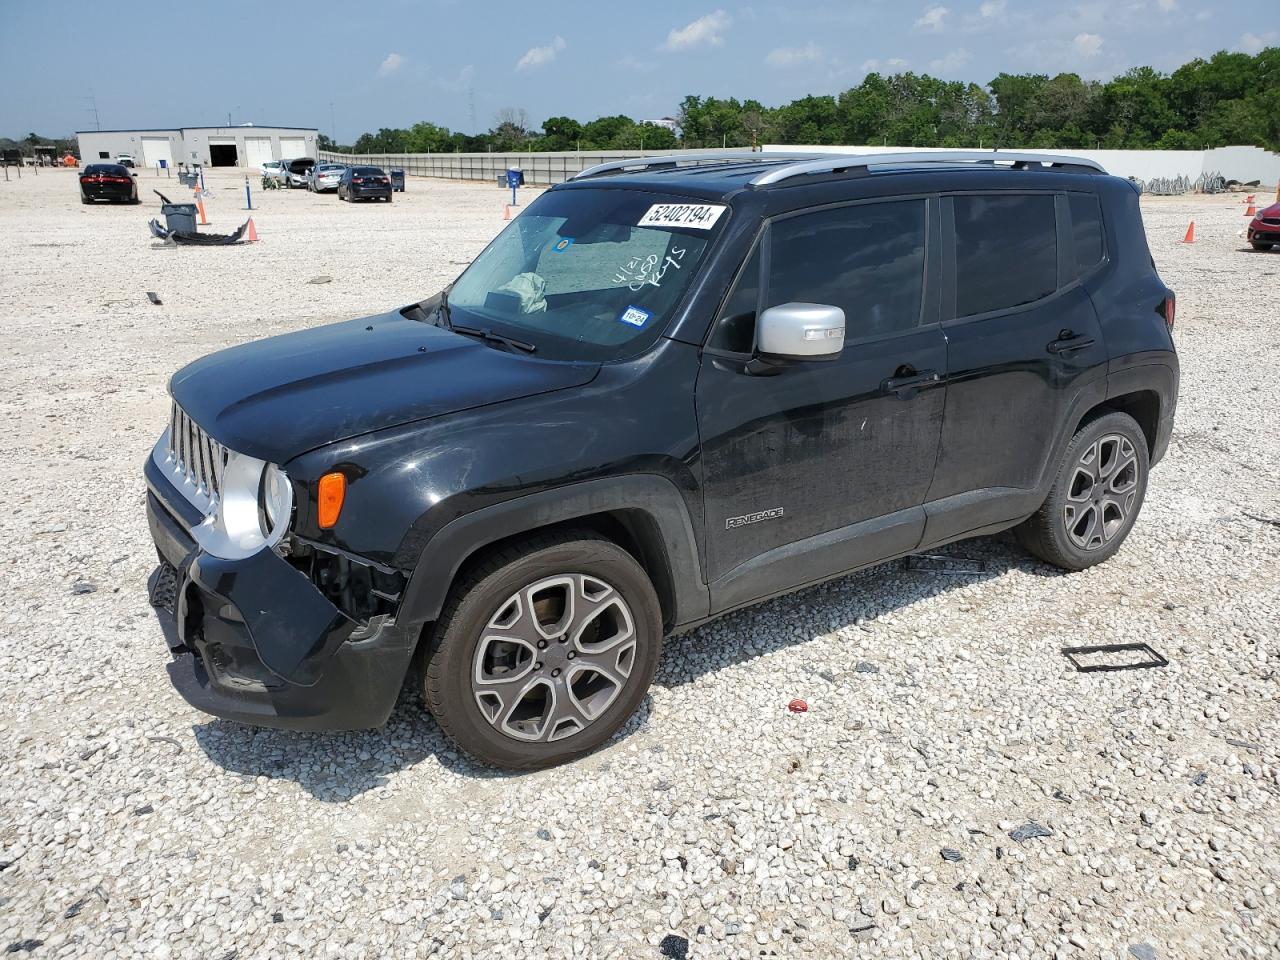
<box><xmin>140</xmin><ymin>137</ymin><xmax>173</xmax><ymax>169</ymax></box>
<box><xmin>244</xmin><ymin>137</ymin><xmax>273</xmax><ymax>167</ymax></box>
<box><xmin>279</xmin><ymin>137</ymin><xmax>306</xmax><ymax>158</ymax></box>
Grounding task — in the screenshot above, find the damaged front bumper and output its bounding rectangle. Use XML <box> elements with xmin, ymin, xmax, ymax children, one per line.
<box><xmin>144</xmin><ymin>456</ymin><xmax>418</xmax><ymax>731</ymax></box>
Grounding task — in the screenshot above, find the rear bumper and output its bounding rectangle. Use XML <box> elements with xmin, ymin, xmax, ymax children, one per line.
<box><xmin>350</xmin><ymin>186</ymin><xmax>392</xmax><ymax>198</ymax></box>
<box><xmin>144</xmin><ymin>460</ymin><xmax>417</xmax><ymax>731</ymax></box>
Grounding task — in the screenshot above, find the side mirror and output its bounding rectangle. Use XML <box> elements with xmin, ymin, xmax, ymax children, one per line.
<box><xmin>757</xmin><ymin>302</ymin><xmax>845</xmax><ymax>362</ymax></box>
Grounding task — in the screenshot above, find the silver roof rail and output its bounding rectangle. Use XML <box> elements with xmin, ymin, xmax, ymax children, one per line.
<box><xmin>571</xmin><ymin>151</ymin><xmax>827</xmax><ymax>181</ymax></box>
<box><xmin>749</xmin><ymin>150</ymin><xmax>1107</xmax><ymax>186</ymax></box>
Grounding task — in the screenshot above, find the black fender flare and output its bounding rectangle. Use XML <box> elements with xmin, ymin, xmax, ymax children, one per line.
<box><xmin>397</xmin><ymin>475</ymin><xmax>710</xmax><ymax>631</ymax></box>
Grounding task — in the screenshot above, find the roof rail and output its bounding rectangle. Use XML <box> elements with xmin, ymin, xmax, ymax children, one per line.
<box><xmin>571</xmin><ymin>151</ymin><xmax>826</xmax><ymax>181</ymax></box>
<box><xmin>748</xmin><ymin>150</ymin><xmax>1106</xmax><ymax>187</ymax></box>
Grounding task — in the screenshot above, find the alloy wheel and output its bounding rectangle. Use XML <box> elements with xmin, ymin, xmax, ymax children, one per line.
<box><xmin>471</xmin><ymin>574</ymin><xmax>638</xmax><ymax>743</ymax></box>
<box><xmin>1063</xmin><ymin>433</ymin><xmax>1140</xmax><ymax>550</ymax></box>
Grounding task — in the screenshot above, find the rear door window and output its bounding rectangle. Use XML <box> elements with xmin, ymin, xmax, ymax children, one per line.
<box><xmin>952</xmin><ymin>194</ymin><xmax>1058</xmax><ymax>317</ymax></box>
<box><xmin>1068</xmin><ymin>193</ymin><xmax>1105</xmax><ymax>277</ymax></box>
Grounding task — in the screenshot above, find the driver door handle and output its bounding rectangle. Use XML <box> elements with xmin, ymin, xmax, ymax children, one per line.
<box><xmin>884</xmin><ymin>368</ymin><xmax>941</xmax><ymax>397</ymax></box>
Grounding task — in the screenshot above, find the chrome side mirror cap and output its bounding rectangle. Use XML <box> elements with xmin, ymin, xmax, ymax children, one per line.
<box><xmin>757</xmin><ymin>302</ymin><xmax>845</xmax><ymax>361</ymax></box>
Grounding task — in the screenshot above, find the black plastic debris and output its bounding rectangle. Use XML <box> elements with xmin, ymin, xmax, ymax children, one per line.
<box><xmin>63</xmin><ymin>896</ymin><xmax>89</xmax><ymax>919</ymax></box>
<box><xmin>1190</xmin><ymin>772</ymin><xmax>1208</xmax><ymax>787</ymax></box>
<box><xmin>1009</xmin><ymin>821</ymin><xmax>1053</xmax><ymax>843</ymax></box>
<box><xmin>940</xmin><ymin>848</ymin><xmax>964</xmax><ymax>862</ymax></box>
<box><xmin>1062</xmin><ymin>643</ymin><xmax>1168</xmax><ymax>673</ymax></box>
<box><xmin>71</xmin><ymin>581</ymin><xmax>97</xmax><ymax>595</ymax></box>
<box><xmin>906</xmin><ymin>553</ymin><xmax>986</xmax><ymax>575</ymax></box>
<box><xmin>5</xmin><ymin>941</ymin><xmax>44</xmax><ymax>955</ymax></box>
<box><xmin>659</xmin><ymin>933</ymin><xmax>689</xmax><ymax>959</ymax></box>
<box><xmin>146</xmin><ymin>291</ymin><xmax>162</xmax><ymax>305</ymax></box>
<box><xmin>854</xmin><ymin>661</ymin><xmax>880</xmax><ymax>674</ymax></box>
<box><xmin>308</xmin><ymin>276</ymin><xmax>333</xmax><ymax>285</ymax></box>
<box><xmin>536</xmin><ymin>828</ymin><xmax>551</xmax><ymax>841</ymax></box>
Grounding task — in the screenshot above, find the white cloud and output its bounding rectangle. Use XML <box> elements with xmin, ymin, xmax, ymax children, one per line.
<box><xmin>914</xmin><ymin>5</ymin><xmax>949</xmax><ymax>30</ymax></box>
<box><xmin>516</xmin><ymin>35</ymin><xmax>566</xmax><ymax>70</ymax></box>
<box><xmin>928</xmin><ymin>47</ymin><xmax>972</xmax><ymax>73</ymax></box>
<box><xmin>662</xmin><ymin>10</ymin><xmax>732</xmax><ymax>51</ymax></box>
<box><xmin>1072</xmin><ymin>32</ymin><xmax>1103</xmax><ymax>57</ymax></box>
<box><xmin>766</xmin><ymin>43</ymin><xmax>823</xmax><ymax>66</ymax></box>
<box><xmin>434</xmin><ymin>64</ymin><xmax>474</xmax><ymax>92</ymax></box>
<box><xmin>1240</xmin><ymin>31</ymin><xmax>1275</xmax><ymax>54</ymax></box>
<box><xmin>979</xmin><ymin>0</ymin><xmax>1007</xmax><ymax>17</ymax></box>
<box><xmin>860</xmin><ymin>56</ymin><xmax>909</xmax><ymax>72</ymax></box>
<box><xmin>1155</xmin><ymin>0</ymin><xmax>1176</xmax><ymax>9</ymax></box>
<box><xmin>618</xmin><ymin>55</ymin><xmax>657</xmax><ymax>73</ymax></box>
<box><xmin>377</xmin><ymin>52</ymin><xmax>404</xmax><ymax>77</ymax></box>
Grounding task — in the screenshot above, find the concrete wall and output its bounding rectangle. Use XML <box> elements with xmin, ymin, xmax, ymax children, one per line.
<box><xmin>761</xmin><ymin>144</ymin><xmax>1280</xmax><ymax>186</ymax></box>
<box><xmin>318</xmin><ymin>148</ymin><xmax>757</xmax><ymax>185</ymax></box>
<box><xmin>76</xmin><ymin>127</ymin><xmax>319</xmax><ymax>169</ymax></box>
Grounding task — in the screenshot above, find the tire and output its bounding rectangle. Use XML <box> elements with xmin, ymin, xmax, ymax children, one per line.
<box><xmin>1015</xmin><ymin>411</ymin><xmax>1149</xmax><ymax>571</ymax></box>
<box><xmin>81</xmin><ymin>194</ymin><xmax>92</xmax><ymax>205</ymax></box>
<box><xmin>1251</xmin><ymin>241</ymin><xmax>1274</xmax><ymax>251</ymax></box>
<box><xmin>421</xmin><ymin>530</ymin><xmax>663</xmax><ymax>770</ymax></box>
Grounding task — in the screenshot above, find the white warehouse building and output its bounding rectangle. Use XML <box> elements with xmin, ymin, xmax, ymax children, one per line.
<box><xmin>75</xmin><ymin>125</ymin><xmax>318</xmax><ymax>170</ymax></box>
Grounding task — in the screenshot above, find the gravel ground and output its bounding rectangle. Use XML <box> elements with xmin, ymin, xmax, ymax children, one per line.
<box><xmin>0</xmin><ymin>168</ymin><xmax>1277</xmax><ymax>959</ymax></box>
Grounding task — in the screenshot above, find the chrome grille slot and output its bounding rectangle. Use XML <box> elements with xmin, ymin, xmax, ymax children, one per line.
<box><xmin>161</xmin><ymin>401</ymin><xmax>227</xmax><ymax>518</ymax></box>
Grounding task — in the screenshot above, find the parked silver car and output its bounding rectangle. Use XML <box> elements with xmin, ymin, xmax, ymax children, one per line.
<box><xmin>280</xmin><ymin>157</ymin><xmax>316</xmax><ymax>188</ymax></box>
<box><xmin>308</xmin><ymin>163</ymin><xmax>346</xmax><ymax>193</ymax></box>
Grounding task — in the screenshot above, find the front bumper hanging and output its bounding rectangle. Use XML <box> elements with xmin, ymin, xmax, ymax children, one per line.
<box><xmin>145</xmin><ymin>463</ymin><xmax>418</xmax><ymax>731</ymax></box>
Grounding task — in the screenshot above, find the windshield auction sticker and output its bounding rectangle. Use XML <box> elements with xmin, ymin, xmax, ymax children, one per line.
<box><xmin>638</xmin><ymin>203</ymin><xmax>727</xmax><ymax>231</ymax></box>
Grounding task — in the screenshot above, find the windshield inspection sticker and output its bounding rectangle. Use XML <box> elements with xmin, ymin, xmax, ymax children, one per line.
<box><xmin>618</xmin><ymin>305</ymin><xmax>652</xmax><ymax>328</ymax></box>
<box><xmin>638</xmin><ymin>203</ymin><xmax>726</xmax><ymax>231</ymax></box>
<box><xmin>550</xmin><ymin>237</ymin><xmax>575</xmax><ymax>253</ymax></box>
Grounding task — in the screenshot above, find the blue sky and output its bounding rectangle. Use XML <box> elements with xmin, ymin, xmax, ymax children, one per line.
<box><xmin>0</xmin><ymin>0</ymin><xmax>1273</xmax><ymax>141</ymax></box>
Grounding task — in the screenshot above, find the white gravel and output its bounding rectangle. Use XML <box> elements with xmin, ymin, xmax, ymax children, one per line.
<box><xmin>0</xmin><ymin>168</ymin><xmax>1277</xmax><ymax>959</ymax></box>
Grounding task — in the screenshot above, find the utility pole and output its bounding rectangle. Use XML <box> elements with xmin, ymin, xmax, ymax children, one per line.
<box><xmin>84</xmin><ymin>93</ymin><xmax>101</xmax><ymax>131</ymax></box>
<box><xmin>329</xmin><ymin>101</ymin><xmax>337</xmax><ymax>146</ymax></box>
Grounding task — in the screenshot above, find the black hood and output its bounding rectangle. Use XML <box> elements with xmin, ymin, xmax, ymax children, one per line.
<box><xmin>170</xmin><ymin>311</ymin><xmax>600</xmax><ymax>463</ymax></box>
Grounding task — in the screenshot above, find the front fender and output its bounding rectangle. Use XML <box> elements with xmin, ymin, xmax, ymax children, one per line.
<box><xmin>397</xmin><ymin>474</ymin><xmax>710</xmax><ymax>630</ymax></box>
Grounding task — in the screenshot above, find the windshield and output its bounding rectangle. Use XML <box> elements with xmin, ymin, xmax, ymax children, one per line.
<box><xmin>446</xmin><ymin>188</ymin><xmax>727</xmax><ymax>361</ymax></box>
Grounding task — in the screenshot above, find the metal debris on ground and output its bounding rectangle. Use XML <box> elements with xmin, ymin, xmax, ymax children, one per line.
<box><xmin>1008</xmin><ymin>821</ymin><xmax>1053</xmax><ymax>843</ymax></box>
<box><xmin>905</xmin><ymin>553</ymin><xmax>986</xmax><ymax>575</ymax></box>
<box><xmin>1061</xmin><ymin>642</ymin><xmax>1169</xmax><ymax>673</ymax></box>
<box><xmin>940</xmin><ymin>848</ymin><xmax>964</xmax><ymax>862</ymax></box>
<box><xmin>308</xmin><ymin>276</ymin><xmax>333</xmax><ymax>285</ymax></box>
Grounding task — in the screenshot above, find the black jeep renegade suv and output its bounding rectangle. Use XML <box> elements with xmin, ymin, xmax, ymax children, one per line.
<box><xmin>145</xmin><ymin>150</ymin><xmax>1178</xmax><ymax>769</ymax></box>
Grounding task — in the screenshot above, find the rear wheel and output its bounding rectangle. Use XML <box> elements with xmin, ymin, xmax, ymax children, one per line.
<box><xmin>421</xmin><ymin>531</ymin><xmax>663</xmax><ymax>770</ymax></box>
<box><xmin>1015</xmin><ymin>411</ymin><xmax>1149</xmax><ymax>571</ymax></box>
<box><xmin>80</xmin><ymin>194</ymin><xmax>92</xmax><ymax>205</ymax></box>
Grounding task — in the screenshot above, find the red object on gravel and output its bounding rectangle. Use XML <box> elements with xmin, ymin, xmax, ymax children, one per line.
<box><xmin>788</xmin><ymin>699</ymin><xmax>808</xmax><ymax>713</ymax></box>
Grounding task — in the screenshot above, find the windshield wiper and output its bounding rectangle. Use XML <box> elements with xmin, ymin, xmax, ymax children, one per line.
<box><xmin>449</xmin><ymin>323</ymin><xmax>537</xmax><ymax>354</ymax></box>
<box><xmin>436</xmin><ymin>289</ymin><xmax>453</xmax><ymax>329</ymax></box>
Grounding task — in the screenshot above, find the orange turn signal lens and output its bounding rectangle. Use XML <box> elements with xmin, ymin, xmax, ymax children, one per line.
<box><xmin>317</xmin><ymin>472</ymin><xmax>346</xmax><ymax>529</ymax></box>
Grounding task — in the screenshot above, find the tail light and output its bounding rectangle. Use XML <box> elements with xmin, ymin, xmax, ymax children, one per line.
<box><xmin>353</xmin><ymin>177</ymin><xmax>364</xmax><ymax>184</ymax></box>
<box><xmin>1160</xmin><ymin>294</ymin><xmax>1175</xmax><ymax>331</ymax></box>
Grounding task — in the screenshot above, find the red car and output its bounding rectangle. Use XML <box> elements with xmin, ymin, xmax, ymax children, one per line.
<box><xmin>1246</xmin><ymin>201</ymin><xmax>1280</xmax><ymax>251</ymax></box>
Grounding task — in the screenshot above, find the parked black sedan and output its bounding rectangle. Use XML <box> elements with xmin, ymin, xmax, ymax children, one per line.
<box><xmin>79</xmin><ymin>164</ymin><xmax>139</xmax><ymax>204</ymax></box>
<box><xmin>337</xmin><ymin>166</ymin><xmax>392</xmax><ymax>203</ymax></box>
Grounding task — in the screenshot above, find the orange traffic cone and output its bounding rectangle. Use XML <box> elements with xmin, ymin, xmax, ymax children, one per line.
<box><xmin>196</xmin><ymin>196</ymin><xmax>208</xmax><ymax>225</ymax></box>
<box><xmin>1181</xmin><ymin>221</ymin><xmax>1196</xmax><ymax>243</ymax></box>
<box><xmin>1242</xmin><ymin>194</ymin><xmax>1255</xmax><ymax>204</ymax></box>
<box><xmin>246</xmin><ymin>218</ymin><xmax>258</xmax><ymax>243</ymax></box>
<box><xmin>1244</xmin><ymin>204</ymin><xmax>1256</xmax><ymax>217</ymax></box>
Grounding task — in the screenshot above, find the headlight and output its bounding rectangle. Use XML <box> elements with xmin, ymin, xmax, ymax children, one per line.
<box><xmin>192</xmin><ymin>453</ymin><xmax>293</xmax><ymax>561</ymax></box>
<box><xmin>260</xmin><ymin>463</ymin><xmax>291</xmax><ymax>534</ymax></box>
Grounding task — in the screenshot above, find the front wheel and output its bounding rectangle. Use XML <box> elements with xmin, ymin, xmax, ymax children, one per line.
<box><xmin>1251</xmin><ymin>241</ymin><xmax>1274</xmax><ymax>251</ymax></box>
<box><xmin>1015</xmin><ymin>411</ymin><xmax>1149</xmax><ymax>571</ymax></box>
<box><xmin>421</xmin><ymin>531</ymin><xmax>663</xmax><ymax>770</ymax></box>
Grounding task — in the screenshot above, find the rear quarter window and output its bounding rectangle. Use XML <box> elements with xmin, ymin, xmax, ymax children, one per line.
<box><xmin>1068</xmin><ymin>193</ymin><xmax>1105</xmax><ymax>277</ymax></box>
<box><xmin>953</xmin><ymin>194</ymin><xmax>1057</xmax><ymax>317</ymax></box>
